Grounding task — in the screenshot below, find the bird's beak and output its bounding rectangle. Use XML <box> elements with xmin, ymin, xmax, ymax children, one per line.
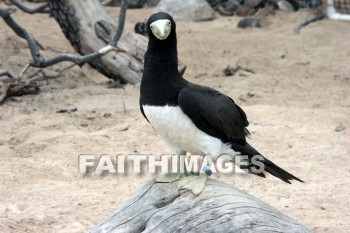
<box><xmin>150</xmin><ymin>19</ymin><xmax>171</xmax><ymax>40</ymax></box>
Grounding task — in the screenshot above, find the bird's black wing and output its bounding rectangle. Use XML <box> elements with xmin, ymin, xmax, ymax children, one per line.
<box><xmin>178</xmin><ymin>84</ymin><xmax>249</xmax><ymax>143</ymax></box>
<box><xmin>178</xmin><ymin>84</ymin><xmax>303</xmax><ymax>184</ymax></box>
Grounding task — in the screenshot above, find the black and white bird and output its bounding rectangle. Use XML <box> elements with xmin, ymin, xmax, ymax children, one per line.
<box><xmin>140</xmin><ymin>12</ymin><xmax>302</xmax><ymax>195</ymax></box>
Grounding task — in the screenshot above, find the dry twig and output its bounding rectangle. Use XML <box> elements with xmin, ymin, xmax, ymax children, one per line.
<box><xmin>0</xmin><ymin>70</ymin><xmax>15</xmax><ymax>79</ymax></box>
<box><xmin>8</xmin><ymin>0</ymin><xmax>50</xmax><ymax>14</ymax></box>
<box><xmin>294</xmin><ymin>13</ymin><xmax>325</xmax><ymax>34</ymax></box>
<box><xmin>0</xmin><ymin>1</ymin><xmax>128</xmax><ymax>69</ymax></box>
<box><xmin>0</xmin><ymin>0</ymin><xmax>129</xmax><ymax>104</ymax></box>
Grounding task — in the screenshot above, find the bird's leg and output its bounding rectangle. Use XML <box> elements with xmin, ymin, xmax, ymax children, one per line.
<box><xmin>203</xmin><ymin>155</ymin><xmax>214</xmax><ymax>176</ymax></box>
<box><xmin>155</xmin><ymin>150</ymin><xmax>186</xmax><ymax>183</ymax></box>
<box><xmin>177</xmin><ymin>155</ymin><xmax>213</xmax><ymax>196</ymax></box>
<box><xmin>157</xmin><ymin>153</ymin><xmax>212</xmax><ymax>196</ymax></box>
<box><xmin>179</xmin><ymin>152</ymin><xmax>188</xmax><ymax>175</ymax></box>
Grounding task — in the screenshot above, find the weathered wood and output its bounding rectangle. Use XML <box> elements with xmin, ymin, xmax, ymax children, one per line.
<box><xmin>47</xmin><ymin>0</ymin><xmax>147</xmax><ymax>84</ymax></box>
<box><xmin>90</xmin><ymin>179</ymin><xmax>312</xmax><ymax>233</ymax></box>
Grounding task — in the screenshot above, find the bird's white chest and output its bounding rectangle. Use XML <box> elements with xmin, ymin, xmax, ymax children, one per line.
<box><xmin>142</xmin><ymin>105</ymin><xmax>228</xmax><ymax>157</ymax></box>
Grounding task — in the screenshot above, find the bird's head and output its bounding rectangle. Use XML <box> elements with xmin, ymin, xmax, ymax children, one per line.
<box><xmin>147</xmin><ymin>12</ymin><xmax>176</xmax><ymax>41</ymax></box>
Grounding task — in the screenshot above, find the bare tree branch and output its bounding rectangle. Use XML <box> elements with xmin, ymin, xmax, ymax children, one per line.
<box><xmin>294</xmin><ymin>13</ymin><xmax>325</xmax><ymax>34</ymax></box>
<box><xmin>0</xmin><ymin>83</ymin><xmax>10</xmax><ymax>104</ymax></box>
<box><xmin>27</xmin><ymin>64</ymin><xmax>76</xmax><ymax>80</ymax></box>
<box><xmin>101</xmin><ymin>0</ymin><xmax>115</xmax><ymax>6</ymax></box>
<box><xmin>0</xmin><ymin>0</ymin><xmax>128</xmax><ymax>70</ymax></box>
<box><xmin>0</xmin><ymin>8</ymin><xmax>45</xmax><ymax>66</ymax></box>
<box><xmin>0</xmin><ymin>64</ymin><xmax>78</xmax><ymax>105</ymax></box>
<box><xmin>110</xmin><ymin>0</ymin><xmax>127</xmax><ymax>46</ymax></box>
<box><xmin>0</xmin><ymin>78</ymin><xmax>40</xmax><ymax>104</ymax></box>
<box><xmin>0</xmin><ymin>0</ymin><xmax>131</xmax><ymax>105</ymax></box>
<box><xmin>8</xmin><ymin>0</ymin><xmax>50</xmax><ymax>14</ymax></box>
<box><xmin>0</xmin><ymin>70</ymin><xmax>15</xmax><ymax>79</ymax></box>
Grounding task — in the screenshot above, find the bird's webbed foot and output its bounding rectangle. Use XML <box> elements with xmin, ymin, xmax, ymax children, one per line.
<box><xmin>177</xmin><ymin>173</ymin><xmax>208</xmax><ymax>196</ymax></box>
<box><xmin>177</xmin><ymin>166</ymin><xmax>213</xmax><ymax>196</ymax></box>
<box><xmin>155</xmin><ymin>154</ymin><xmax>213</xmax><ymax>196</ymax></box>
<box><xmin>155</xmin><ymin>173</ymin><xmax>184</xmax><ymax>183</ymax></box>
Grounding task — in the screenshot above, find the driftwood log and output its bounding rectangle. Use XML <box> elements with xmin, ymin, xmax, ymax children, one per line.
<box><xmin>46</xmin><ymin>0</ymin><xmax>147</xmax><ymax>84</ymax></box>
<box><xmin>90</xmin><ymin>179</ymin><xmax>312</xmax><ymax>233</ymax></box>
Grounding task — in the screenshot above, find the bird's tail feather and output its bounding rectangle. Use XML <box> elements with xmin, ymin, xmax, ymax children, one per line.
<box><xmin>262</xmin><ymin>158</ymin><xmax>303</xmax><ymax>183</ymax></box>
<box><xmin>231</xmin><ymin>142</ymin><xmax>303</xmax><ymax>183</ymax></box>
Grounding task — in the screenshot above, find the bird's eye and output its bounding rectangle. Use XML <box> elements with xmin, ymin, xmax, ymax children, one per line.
<box><xmin>167</xmin><ymin>22</ymin><xmax>171</xmax><ymax>27</ymax></box>
<box><xmin>150</xmin><ymin>25</ymin><xmax>154</xmax><ymax>30</ymax></box>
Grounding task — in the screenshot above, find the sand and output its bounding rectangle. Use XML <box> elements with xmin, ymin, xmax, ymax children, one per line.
<box><xmin>0</xmin><ymin>5</ymin><xmax>349</xmax><ymax>233</ymax></box>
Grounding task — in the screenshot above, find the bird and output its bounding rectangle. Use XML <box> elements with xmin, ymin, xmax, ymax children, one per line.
<box><xmin>140</xmin><ymin>12</ymin><xmax>303</xmax><ymax>195</ymax></box>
